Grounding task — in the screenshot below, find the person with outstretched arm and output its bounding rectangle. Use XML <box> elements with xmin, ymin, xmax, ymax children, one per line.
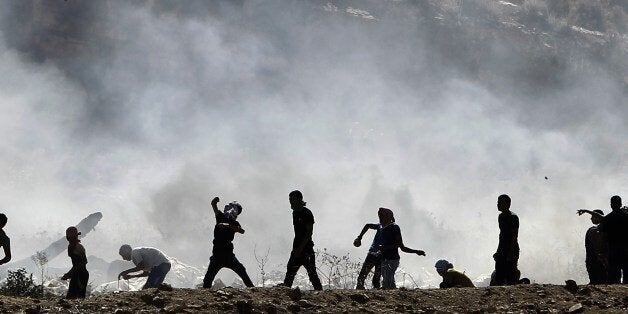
<box><xmin>118</xmin><ymin>245</ymin><xmax>172</xmax><ymax>289</ymax></box>
<box><xmin>491</xmin><ymin>194</ymin><xmax>520</xmax><ymax>286</ymax></box>
<box><xmin>281</xmin><ymin>190</ymin><xmax>323</xmax><ymax>290</ymax></box>
<box><xmin>61</xmin><ymin>226</ymin><xmax>89</xmax><ymax>298</ymax></box>
<box><xmin>353</xmin><ymin>222</ymin><xmax>383</xmax><ymax>289</ymax></box>
<box><xmin>0</xmin><ymin>214</ymin><xmax>11</xmax><ymax>266</ymax></box>
<box><xmin>577</xmin><ymin>209</ymin><xmax>608</xmax><ymax>284</ymax></box>
<box><xmin>203</xmin><ymin>196</ymin><xmax>254</xmax><ymax>288</ymax></box>
<box><xmin>596</xmin><ymin>196</ymin><xmax>628</xmax><ymax>284</ymax></box>
<box><xmin>376</xmin><ymin>207</ymin><xmax>425</xmax><ymax>289</ymax></box>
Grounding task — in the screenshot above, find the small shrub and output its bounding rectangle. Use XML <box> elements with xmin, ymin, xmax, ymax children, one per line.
<box><xmin>0</xmin><ymin>268</ymin><xmax>39</xmax><ymax>297</ymax></box>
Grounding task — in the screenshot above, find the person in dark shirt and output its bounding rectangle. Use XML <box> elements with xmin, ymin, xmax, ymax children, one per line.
<box><xmin>353</xmin><ymin>222</ymin><xmax>383</xmax><ymax>289</ymax></box>
<box><xmin>61</xmin><ymin>226</ymin><xmax>89</xmax><ymax>299</ymax></box>
<box><xmin>597</xmin><ymin>196</ymin><xmax>628</xmax><ymax>284</ymax></box>
<box><xmin>282</xmin><ymin>190</ymin><xmax>323</xmax><ymax>290</ymax></box>
<box><xmin>577</xmin><ymin>209</ymin><xmax>608</xmax><ymax>284</ymax></box>
<box><xmin>376</xmin><ymin>207</ymin><xmax>425</xmax><ymax>289</ymax></box>
<box><xmin>491</xmin><ymin>194</ymin><xmax>520</xmax><ymax>286</ymax></box>
<box><xmin>0</xmin><ymin>214</ymin><xmax>11</xmax><ymax>266</ymax></box>
<box><xmin>203</xmin><ymin>196</ymin><xmax>254</xmax><ymax>288</ymax></box>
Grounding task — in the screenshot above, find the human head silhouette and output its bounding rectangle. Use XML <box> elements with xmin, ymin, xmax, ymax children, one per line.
<box><xmin>289</xmin><ymin>190</ymin><xmax>306</xmax><ymax>209</ymax></box>
<box><xmin>497</xmin><ymin>194</ymin><xmax>511</xmax><ymax>212</ymax></box>
<box><xmin>610</xmin><ymin>195</ymin><xmax>622</xmax><ymax>211</ymax></box>
<box><xmin>378</xmin><ymin>207</ymin><xmax>394</xmax><ymax>225</ymax></box>
<box><xmin>119</xmin><ymin>244</ymin><xmax>132</xmax><ymax>261</ymax></box>
<box><xmin>591</xmin><ymin>209</ymin><xmax>604</xmax><ymax>225</ymax></box>
<box><xmin>65</xmin><ymin>226</ymin><xmax>80</xmax><ymax>243</ymax></box>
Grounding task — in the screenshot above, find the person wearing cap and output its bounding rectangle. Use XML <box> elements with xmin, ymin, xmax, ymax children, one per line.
<box><xmin>281</xmin><ymin>190</ymin><xmax>323</xmax><ymax>290</ymax></box>
<box><xmin>118</xmin><ymin>245</ymin><xmax>171</xmax><ymax>289</ymax></box>
<box><xmin>353</xmin><ymin>221</ymin><xmax>383</xmax><ymax>289</ymax></box>
<box><xmin>434</xmin><ymin>259</ymin><xmax>474</xmax><ymax>288</ymax></box>
<box><xmin>61</xmin><ymin>226</ymin><xmax>89</xmax><ymax>298</ymax></box>
<box><xmin>202</xmin><ymin>196</ymin><xmax>254</xmax><ymax>288</ymax></box>
<box><xmin>577</xmin><ymin>208</ymin><xmax>608</xmax><ymax>284</ymax></box>
<box><xmin>0</xmin><ymin>214</ymin><xmax>11</xmax><ymax>265</ymax></box>
<box><xmin>491</xmin><ymin>194</ymin><xmax>520</xmax><ymax>286</ymax></box>
<box><xmin>376</xmin><ymin>207</ymin><xmax>426</xmax><ymax>289</ymax></box>
<box><xmin>596</xmin><ymin>196</ymin><xmax>628</xmax><ymax>284</ymax></box>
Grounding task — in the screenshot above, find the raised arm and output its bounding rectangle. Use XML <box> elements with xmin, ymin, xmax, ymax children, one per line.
<box><xmin>577</xmin><ymin>209</ymin><xmax>604</xmax><ymax>218</ymax></box>
<box><xmin>354</xmin><ymin>224</ymin><xmax>378</xmax><ymax>246</ymax></box>
<box><xmin>211</xmin><ymin>197</ymin><xmax>221</xmax><ymax>217</ymax></box>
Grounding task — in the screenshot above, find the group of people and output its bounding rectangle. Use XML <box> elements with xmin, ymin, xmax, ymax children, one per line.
<box><xmin>577</xmin><ymin>195</ymin><xmax>628</xmax><ymax>285</ymax></box>
<box><xmin>0</xmin><ymin>192</ymin><xmax>626</xmax><ymax>299</ymax></box>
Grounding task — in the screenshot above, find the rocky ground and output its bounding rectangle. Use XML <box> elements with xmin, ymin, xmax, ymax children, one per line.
<box><xmin>0</xmin><ymin>284</ymin><xmax>627</xmax><ymax>313</ymax></box>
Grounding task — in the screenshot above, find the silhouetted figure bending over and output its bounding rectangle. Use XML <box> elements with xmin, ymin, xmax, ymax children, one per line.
<box><xmin>597</xmin><ymin>196</ymin><xmax>628</xmax><ymax>284</ymax></box>
<box><xmin>577</xmin><ymin>209</ymin><xmax>608</xmax><ymax>284</ymax></box>
<box><xmin>118</xmin><ymin>245</ymin><xmax>172</xmax><ymax>289</ymax></box>
<box><xmin>377</xmin><ymin>207</ymin><xmax>425</xmax><ymax>289</ymax></box>
<box><xmin>282</xmin><ymin>190</ymin><xmax>323</xmax><ymax>290</ymax></box>
<box><xmin>61</xmin><ymin>226</ymin><xmax>89</xmax><ymax>299</ymax></box>
<box><xmin>0</xmin><ymin>214</ymin><xmax>11</xmax><ymax>266</ymax></box>
<box><xmin>491</xmin><ymin>194</ymin><xmax>520</xmax><ymax>286</ymax></box>
<box><xmin>203</xmin><ymin>197</ymin><xmax>254</xmax><ymax>288</ymax></box>
<box><xmin>435</xmin><ymin>259</ymin><xmax>474</xmax><ymax>288</ymax></box>
<box><xmin>353</xmin><ymin>222</ymin><xmax>383</xmax><ymax>289</ymax></box>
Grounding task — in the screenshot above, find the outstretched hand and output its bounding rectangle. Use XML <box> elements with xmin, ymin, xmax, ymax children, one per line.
<box><xmin>416</xmin><ymin>250</ymin><xmax>426</xmax><ymax>256</ymax></box>
<box><xmin>576</xmin><ymin>209</ymin><xmax>587</xmax><ymax>216</ymax></box>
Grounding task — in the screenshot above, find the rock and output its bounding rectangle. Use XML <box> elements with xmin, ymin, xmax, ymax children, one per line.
<box><xmin>287</xmin><ymin>303</ymin><xmax>300</xmax><ymax>313</ymax></box>
<box><xmin>568</xmin><ymin>303</ymin><xmax>584</xmax><ymax>313</ymax></box>
<box><xmin>578</xmin><ymin>287</ymin><xmax>591</xmax><ymax>295</ymax></box>
<box><xmin>158</xmin><ymin>283</ymin><xmax>174</xmax><ymax>292</ymax></box>
<box><xmin>349</xmin><ymin>293</ymin><xmax>369</xmax><ymax>304</ymax></box>
<box><xmin>564</xmin><ymin>280</ymin><xmax>578</xmax><ymax>293</ymax></box>
<box><xmin>236</xmin><ymin>300</ymin><xmax>253</xmax><ymax>314</ymax></box>
<box><xmin>286</xmin><ymin>287</ymin><xmax>302</xmax><ymax>301</ymax></box>
<box><xmin>163</xmin><ymin>303</ymin><xmax>184</xmax><ymax>313</ymax></box>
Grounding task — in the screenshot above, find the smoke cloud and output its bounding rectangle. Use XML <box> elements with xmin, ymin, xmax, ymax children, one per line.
<box><xmin>0</xmin><ymin>0</ymin><xmax>626</xmax><ymax>285</ymax></box>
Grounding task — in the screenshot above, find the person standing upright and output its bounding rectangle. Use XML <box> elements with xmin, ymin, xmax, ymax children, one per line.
<box><xmin>576</xmin><ymin>209</ymin><xmax>608</xmax><ymax>284</ymax></box>
<box><xmin>282</xmin><ymin>190</ymin><xmax>323</xmax><ymax>290</ymax></box>
<box><xmin>61</xmin><ymin>226</ymin><xmax>89</xmax><ymax>298</ymax></box>
<box><xmin>491</xmin><ymin>194</ymin><xmax>520</xmax><ymax>286</ymax></box>
<box><xmin>597</xmin><ymin>196</ymin><xmax>628</xmax><ymax>284</ymax></box>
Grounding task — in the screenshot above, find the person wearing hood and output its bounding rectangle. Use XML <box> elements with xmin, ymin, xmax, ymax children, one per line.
<box><xmin>434</xmin><ymin>259</ymin><xmax>474</xmax><ymax>288</ymax></box>
<box><xmin>61</xmin><ymin>226</ymin><xmax>89</xmax><ymax>298</ymax></box>
<box><xmin>376</xmin><ymin>207</ymin><xmax>425</xmax><ymax>289</ymax></box>
<box><xmin>203</xmin><ymin>196</ymin><xmax>254</xmax><ymax>288</ymax></box>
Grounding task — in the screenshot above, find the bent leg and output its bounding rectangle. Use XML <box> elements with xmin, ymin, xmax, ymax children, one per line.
<box><xmin>283</xmin><ymin>255</ymin><xmax>302</xmax><ymax>288</ymax></box>
<box><xmin>356</xmin><ymin>254</ymin><xmax>376</xmax><ymax>289</ymax></box>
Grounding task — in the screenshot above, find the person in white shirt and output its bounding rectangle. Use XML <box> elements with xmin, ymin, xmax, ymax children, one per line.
<box><xmin>118</xmin><ymin>245</ymin><xmax>171</xmax><ymax>289</ymax></box>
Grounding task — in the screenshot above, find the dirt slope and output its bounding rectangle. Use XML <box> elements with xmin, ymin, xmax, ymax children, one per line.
<box><xmin>0</xmin><ymin>284</ymin><xmax>627</xmax><ymax>313</ymax></box>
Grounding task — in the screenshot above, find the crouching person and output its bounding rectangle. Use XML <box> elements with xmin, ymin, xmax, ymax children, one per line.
<box><xmin>118</xmin><ymin>245</ymin><xmax>171</xmax><ymax>289</ymax></box>
<box><xmin>434</xmin><ymin>259</ymin><xmax>474</xmax><ymax>288</ymax></box>
<box><xmin>61</xmin><ymin>226</ymin><xmax>89</xmax><ymax>298</ymax></box>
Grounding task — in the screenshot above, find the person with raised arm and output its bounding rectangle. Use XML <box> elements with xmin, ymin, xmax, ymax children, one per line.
<box><xmin>577</xmin><ymin>208</ymin><xmax>608</xmax><ymax>284</ymax></box>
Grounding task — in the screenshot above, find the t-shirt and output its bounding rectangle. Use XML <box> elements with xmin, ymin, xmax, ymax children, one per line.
<box><xmin>380</xmin><ymin>223</ymin><xmax>401</xmax><ymax>260</ymax></box>
<box><xmin>292</xmin><ymin>207</ymin><xmax>315</xmax><ymax>252</ymax></box>
<box><xmin>496</xmin><ymin>211</ymin><xmax>519</xmax><ymax>261</ymax></box>
<box><xmin>212</xmin><ymin>211</ymin><xmax>241</xmax><ymax>255</ymax></box>
<box><xmin>440</xmin><ymin>269</ymin><xmax>475</xmax><ymax>288</ymax></box>
<box><xmin>598</xmin><ymin>210</ymin><xmax>628</xmax><ymax>249</ymax></box>
<box><xmin>368</xmin><ymin>224</ymin><xmax>383</xmax><ymax>253</ymax></box>
<box><xmin>585</xmin><ymin>226</ymin><xmax>607</xmax><ymax>264</ymax></box>
<box><xmin>131</xmin><ymin>247</ymin><xmax>170</xmax><ymax>271</ymax></box>
<box><xmin>68</xmin><ymin>243</ymin><xmax>88</xmax><ymax>269</ymax></box>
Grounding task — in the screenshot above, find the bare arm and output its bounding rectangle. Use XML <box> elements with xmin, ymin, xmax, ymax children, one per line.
<box><xmin>118</xmin><ymin>263</ymin><xmax>146</xmax><ymax>280</ymax></box>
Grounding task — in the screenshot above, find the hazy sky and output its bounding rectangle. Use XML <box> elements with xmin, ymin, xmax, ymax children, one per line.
<box><xmin>0</xmin><ymin>0</ymin><xmax>626</xmax><ymax>286</ymax></box>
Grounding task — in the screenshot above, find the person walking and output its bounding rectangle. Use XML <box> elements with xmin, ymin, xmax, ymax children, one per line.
<box><xmin>353</xmin><ymin>222</ymin><xmax>383</xmax><ymax>289</ymax></box>
<box><xmin>61</xmin><ymin>226</ymin><xmax>89</xmax><ymax>298</ymax></box>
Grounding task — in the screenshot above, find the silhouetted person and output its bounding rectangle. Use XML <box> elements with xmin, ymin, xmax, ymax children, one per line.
<box><xmin>434</xmin><ymin>259</ymin><xmax>474</xmax><ymax>288</ymax></box>
<box><xmin>282</xmin><ymin>190</ymin><xmax>323</xmax><ymax>290</ymax></box>
<box><xmin>491</xmin><ymin>194</ymin><xmax>519</xmax><ymax>286</ymax></box>
<box><xmin>0</xmin><ymin>214</ymin><xmax>11</xmax><ymax>265</ymax></box>
<box><xmin>577</xmin><ymin>209</ymin><xmax>608</xmax><ymax>284</ymax></box>
<box><xmin>377</xmin><ymin>207</ymin><xmax>425</xmax><ymax>289</ymax></box>
<box><xmin>61</xmin><ymin>226</ymin><xmax>89</xmax><ymax>298</ymax></box>
<box><xmin>597</xmin><ymin>196</ymin><xmax>628</xmax><ymax>284</ymax></box>
<box><xmin>203</xmin><ymin>196</ymin><xmax>254</xmax><ymax>288</ymax></box>
<box><xmin>118</xmin><ymin>245</ymin><xmax>171</xmax><ymax>289</ymax></box>
<box><xmin>353</xmin><ymin>222</ymin><xmax>383</xmax><ymax>289</ymax></box>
